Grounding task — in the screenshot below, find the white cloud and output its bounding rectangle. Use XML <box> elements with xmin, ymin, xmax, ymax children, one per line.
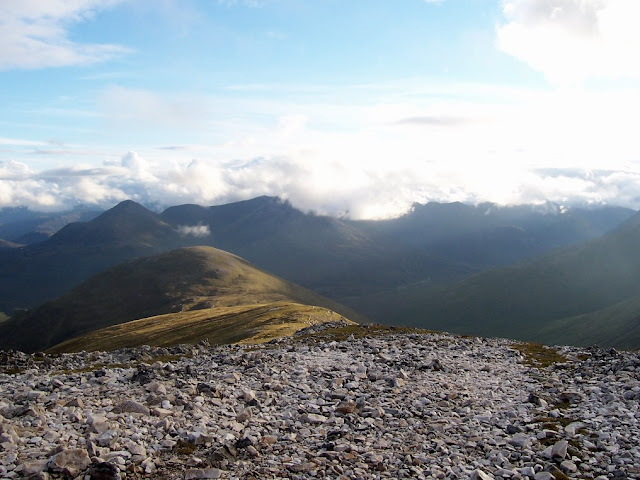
<box><xmin>120</xmin><ymin>151</ymin><xmax>157</xmax><ymax>182</ymax></box>
<box><xmin>497</xmin><ymin>0</ymin><xmax>640</xmax><ymax>84</ymax></box>
<box><xmin>0</xmin><ymin>0</ymin><xmax>129</xmax><ymax>70</ymax></box>
<box><xmin>0</xmin><ymin>160</ymin><xmax>33</xmax><ymax>180</ymax></box>
<box><xmin>3</xmin><ymin>141</ymin><xmax>640</xmax><ymax>217</ymax></box>
<box><xmin>177</xmin><ymin>225</ymin><xmax>211</xmax><ymax>237</ymax></box>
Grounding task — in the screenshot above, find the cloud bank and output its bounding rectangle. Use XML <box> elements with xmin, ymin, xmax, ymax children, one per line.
<box><xmin>497</xmin><ymin>0</ymin><xmax>640</xmax><ymax>84</ymax></box>
<box><xmin>2</xmin><ymin>151</ymin><xmax>640</xmax><ymax>219</ymax></box>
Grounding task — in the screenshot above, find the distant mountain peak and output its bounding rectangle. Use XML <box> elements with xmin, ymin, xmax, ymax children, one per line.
<box><xmin>95</xmin><ymin>200</ymin><xmax>151</xmax><ymax>218</ymax></box>
<box><xmin>88</xmin><ymin>200</ymin><xmax>168</xmax><ymax>230</ymax></box>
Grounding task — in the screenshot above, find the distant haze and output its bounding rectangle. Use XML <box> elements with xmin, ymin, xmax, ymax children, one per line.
<box><xmin>1</xmin><ymin>1</ymin><xmax>640</xmax><ymax>219</ymax></box>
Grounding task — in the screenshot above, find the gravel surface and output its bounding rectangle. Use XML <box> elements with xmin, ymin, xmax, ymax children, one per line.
<box><xmin>1</xmin><ymin>325</ymin><xmax>639</xmax><ymax>479</ymax></box>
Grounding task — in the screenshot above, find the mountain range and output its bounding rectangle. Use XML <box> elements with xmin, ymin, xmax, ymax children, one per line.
<box><xmin>0</xmin><ymin>196</ymin><xmax>637</xmax><ymax>351</ymax></box>
<box><xmin>0</xmin><ymin>205</ymin><xmax>102</xmax><ymax>246</ymax></box>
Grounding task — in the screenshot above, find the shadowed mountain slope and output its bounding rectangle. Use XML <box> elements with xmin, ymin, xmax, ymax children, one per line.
<box><xmin>389</xmin><ymin>212</ymin><xmax>640</xmax><ymax>349</ymax></box>
<box><xmin>0</xmin><ymin>246</ymin><xmax>361</xmax><ymax>353</ymax></box>
<box><xmin>161</xmin><ymin>197</ymin><xmax>633</xmax><ymax>303</ymax></box>
<box><xmin>0</xmin><ymin>206</ymin><xmax>102</xmax><ymax>245</ymax></box>
<box><xmin>0</xmin><ymin>201</ymin><xmax>186</xmax><ymax>313</ymax></box>
<box><xmin>161</xmin><ymin>196</ymin><xmax>474</xmax><ymax>300</ymax></box>
<box><xmin>355</xmin><ymin>201</ymin><xmax>633</xmax><ymax>267</ymax></box>
<box><xmin>533</xmin><ymin>294</ymin><xmax>640</xmax><ymax>350</ymax></box>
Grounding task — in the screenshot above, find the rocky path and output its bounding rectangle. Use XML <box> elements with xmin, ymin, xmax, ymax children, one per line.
<box><xmin>0</xmin><ymin>325</ymin><xmax>639</xmax><ymax>479</ymax></box>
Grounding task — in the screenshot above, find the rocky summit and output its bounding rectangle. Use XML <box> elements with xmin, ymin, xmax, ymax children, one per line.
<box><xmin>0</xmin><ymin>324</ymin><xmax>639</xmax><ymax>480</ymax></box>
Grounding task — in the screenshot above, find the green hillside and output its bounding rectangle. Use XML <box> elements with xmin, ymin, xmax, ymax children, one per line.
<box><xmin>535</xmin><ymin>294</ymin><xmax>640</xmax><ymax>349</ymax></box>
<box><xmin>0</xmin><ymin>246</ymin><xmax>362</xmax><ymax>353</ymax></box>
<box><xmin>389</xmin><ymin>216</ymin><xmax>640</xmax><ymax>349</ymax></box>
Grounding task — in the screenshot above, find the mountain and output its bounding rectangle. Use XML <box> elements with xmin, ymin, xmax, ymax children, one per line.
<box><xmin>534</xmin><ymin>294</ymin><xmax>640</xmax><ymax>350</ymax></box>
<box><xmin>0</xmin><ymin>201</ymin><xmax>184</xmax><ymax>314</ymax></box>
<box><xmin>0</xmin><ymin>205</ymin><xmax>102</xmax><ymax>245</ymax></box>
<box><xmin>388</xmin><ymin>212</ymin><xmax>640</xmax><ymax>349</ymax></box>
<box><xmin>0</xmin><ymin>246</ymin><xmax>360</xmax><ymax>353</ymax></box>
<box><xmin>0</xmin><ymin>197</ymin><xmax>634</xmax><ymax>324</ymax></box>
<box><xmin>161</xmin><ymin>196</ymin><xmax>473</xmax><ymax>300</ymax></box>
<box><xmin>161</xmin><ymin>197</ymin><xmax>633</xmax><ymax>303</ymax></box>
<box><xmin>355</xmin><ymin>201</ymin><xmax>634</xmax><ymax>268</ymax></box>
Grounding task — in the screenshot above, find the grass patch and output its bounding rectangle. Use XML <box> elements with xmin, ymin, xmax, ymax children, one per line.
<box><xmin>533</xmin><ymin>416</ymin><xmax>577</xmax><ymax>428</ymax></box>
<box><xmin>174</xmin><ymin>440</ymin><xmax>197</xmax><ymax>455</ymax></box>
<box><xmin>511</xmin><ymin>342</ymin><xmax>568</xmax><ymax>368</ymax></box>
<box><xmin>532</xmin><ymin>415</ymin><xmax>586</xmax><ymax>450</ymax></box>
<box><xmin>0</xmin><ymin>312</ymin><xmax>9</xmax><ymax>324</ymax></box>
<box><xmin>2</xmin><ymin>367</ymin><xmax>24</xmax><ymax>375</ymax></box>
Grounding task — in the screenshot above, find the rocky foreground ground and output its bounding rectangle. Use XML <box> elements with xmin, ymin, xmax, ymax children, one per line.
<box><xmin>0</xmin><ymin>324</ymin><xmax>639</xmax><ymax>480</ymax></box>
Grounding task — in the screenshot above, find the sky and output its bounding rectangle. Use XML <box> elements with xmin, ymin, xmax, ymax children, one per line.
<box><xmin>1</xmin><ymin>0</ymin><xmax>640</xmax><ymax>219</ymax></box>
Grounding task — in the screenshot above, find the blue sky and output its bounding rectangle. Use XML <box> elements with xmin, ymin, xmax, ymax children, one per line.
<box><xmin>1</xmin><ymin>0</ymin><xmax>640</xmax><ymax>218</ymax></box>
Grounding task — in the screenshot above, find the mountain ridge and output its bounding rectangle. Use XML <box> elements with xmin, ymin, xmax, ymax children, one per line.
<box><xmin>0</xmin><ymin>246</ymin><xmax>361</xmax><ymax>353</ymax></box>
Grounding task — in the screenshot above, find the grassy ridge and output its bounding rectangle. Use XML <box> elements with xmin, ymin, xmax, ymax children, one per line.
<box><xmin>0</xmin><ymin>246</ymin><xmax>362</xmax><ymax>353</ymax></box>
<box><xmin>48</xmin><ymin>301</ymin><xmax>352</xmax><ymax>353</ymax></box>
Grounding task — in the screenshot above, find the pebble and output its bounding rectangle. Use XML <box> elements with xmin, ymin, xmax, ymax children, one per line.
<box><xmin>0</xmin><ymin>325</ymin><xmax>638</xmax><ymax>479</ymax></box>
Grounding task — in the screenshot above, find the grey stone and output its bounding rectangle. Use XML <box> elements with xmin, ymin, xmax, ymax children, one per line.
<box><xmin>533</xmin><ymin>473</ymin><xmax>554</xmax><ymax>480</ymax></box>
<box><xmin>559</xmin><ymin>391</ymin><xmax>583</xmax><ymax>404</ymax></box>
<box><xmin>508</xmin><ymin>433</ymin><xmax>530</xmax><ymax>448</ymax></box>
<box><xmin>184</xmin><ymin>468</ymin><xmax>222</xmax><ymax>479</ymax></box>
<box><xmin>560</xmin><ymin>460</ymin><xmax>577</xmax><ymax>473</ymax></box>
<box><xmin>116</xmin><ymin>399</ymin><xmax>150</xmax><ymax>415</ymax></box>
<box><xmin>470</xmin><ymin>468</ymin><xmax>494</xmax><ymax>480</ymax></box>
<box><xmin>304</xmin><ymin>413</ymin><xmax>327</xmax><ymax>423</ymax></box>
<box><xmin>46</xmin><ymin>448</ymin><xmax>91</xmax><ymax>477</ymax></box>
<box><xmin>551</xmin><ymin>440</ymin><xmax>568</xmax><ymax>460</ymax></box>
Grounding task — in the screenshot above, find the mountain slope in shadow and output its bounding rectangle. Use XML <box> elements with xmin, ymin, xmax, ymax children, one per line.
<box><xmin>390</xmin><ymin>212</ymin><xmax>640</xmax><ymax>349</ymax></box>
